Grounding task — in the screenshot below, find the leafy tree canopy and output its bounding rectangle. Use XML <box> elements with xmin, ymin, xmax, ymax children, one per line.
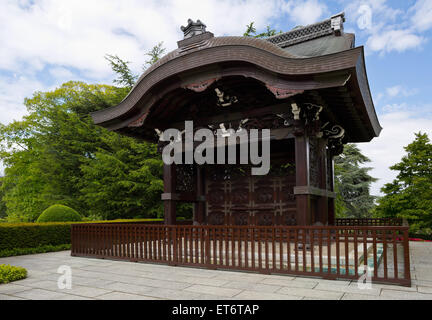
<box><xmin>334</xmin><ymin>144</ymin><xmax>377</xmax><ymax>218</ymax></box>
<box><xmin>376</xmin><ymin>132</ymin><xmax>432</xmax><ymax>234</ymax></box>
<box><xmin>144</xmin><ymin>42</ymin><xmax>166</xmax><ymax>70</ymax></box>
<box><xmin>243</xmin><ymin>22</ymin><xmax>281</xmax><ymax>38</ymax></box>
<box><xmin>0</xmin><ymin>43</ymin><xmax>168</xmax><ymax>222</ymax></box>
<box><xmin>104</xmin><ymin>54</ymin><xmax>137</xmax><ymax>90</ymax></box>
<box><xmin>0</xmin><ymin>81</ymin><xmax>164</xmax><ymax>222</ymax></box>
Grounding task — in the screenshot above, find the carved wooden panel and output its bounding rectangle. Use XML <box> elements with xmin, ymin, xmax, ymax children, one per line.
<box><xmin>205</xmin><ymin>164</ymin><xmax>296</xmax><ymax>226</ymax></box>
<box><xmin>176</xmin><ymin>164</ymin><xmax>195</xmax><ymax>193</ymax></box>
<box><xmin>309</xmin><ymin>137</ymin><xmax>320</xmax><ymax>188</ymax></box>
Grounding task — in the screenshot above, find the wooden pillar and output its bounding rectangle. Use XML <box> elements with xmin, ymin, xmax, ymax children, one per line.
<box><xmin>327</xmin><ymin>149</ymin><xmax>335</xmax><ymax>225</ymax></box>
<box><xmin>193</xmin><ymin>165</ymin><xmax>206</xmax><ymax>225</ymax></box>
<box><xmin>163</xmin><ymin>163</ymin><xmax>177</xmax><ymax>225</ymax></box>
<box><xmin>317</xmin><ymin>138</ymin><xmax>329</xmax><ymax>224</ymax></box>
<box><xmin>294</xmin><ymin>132</ymin><xmax>312</xmax><ymax>226</ymax></box>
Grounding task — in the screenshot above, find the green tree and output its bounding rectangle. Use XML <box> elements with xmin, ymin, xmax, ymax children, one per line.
<box><xmin>376</xmin><ymin>133</ymin><xmax>432</xmax><ymax>234</ymax></box>
<box><xmin>0</xmin><ymin>81</ymin><xmax>164</xmax><ymax>222</ymax></box>
<box><xmin>334</xmin><ymin>144</ymin><xmax>377</xmax><ymax>218</ymax></box>
<box><xmin>104</xmin><ymin>54</ymin><xmax>137</xmax><ymax>89</ymax></box>
<box><xmin>243</xmin><ymin>22</ymin><xmax>257</xmax><ymax>37</ymax></box>
<box><xmin>78</xmin><ymin>130</ymin><xmax>164</xmax><ymax>220</ymax></box>
<box><xmin>144</xmin><ymin>42</ymin><xmax>166</xmax><ymax>70</ymax></box>
<box><xmin>243</xmin><ymin>22</ymin><xmax>281</xmax><ymax>38</ymax></box>
<box><xmin>0</xmin><ymin>43</ymin><xmax>169</xmax><ymax>222</ymax></box>
<box><xmin>0</xmin><ymin>178</ymin><xmax>6</xmax><ymax>220</ymax></box>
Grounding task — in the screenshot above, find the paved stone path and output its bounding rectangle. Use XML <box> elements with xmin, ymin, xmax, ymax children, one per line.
<box><xmin>0</xmin><ymin>242</ymin><xmax>431</xmax><ymax>300</ymax></box>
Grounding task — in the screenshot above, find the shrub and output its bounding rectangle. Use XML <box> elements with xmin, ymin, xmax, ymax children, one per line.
<box><xmin>0</xmin><ymin>264</ymin><xmax>27</xmax><ymax>284</ymax></box>
<box><xmin>37</xmin><ymin>205</ymin><xmax>82</xmax><ymax>223</ymax></box>
<box><xmin>0</xmin><ymin>222</ymin><xmax>72</xmax><ymax>251</ymax></box>
<box><xmin>0</xmin><ymin>218</ymin><xmax>164</xmax><ymax>257</ymax></box>
<box><xmin>0</xmin><ymin>244</ymin><xmax>71</xmax><ymax>258</ymax></box>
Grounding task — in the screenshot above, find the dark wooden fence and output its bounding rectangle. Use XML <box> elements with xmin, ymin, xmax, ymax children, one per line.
<box><xmin>335</xmin><ymin>218</ymin><xmax>404</xmax><ymax>226</ymax></box>
<box><xmin>71</xmin><ymin>223</ymin><xmax>411</xmax><ymax>286</ymax></box>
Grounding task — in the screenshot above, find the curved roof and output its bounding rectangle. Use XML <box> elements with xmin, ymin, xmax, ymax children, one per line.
<box><xmin>91</xmin><ymin>22</ymin><xmax>381</xmax><ymax>143</ymax></box>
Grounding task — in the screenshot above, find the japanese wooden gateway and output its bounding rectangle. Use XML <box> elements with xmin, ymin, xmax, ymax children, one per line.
<box><xmin>72</xmin><ymin>15</ymin><xmax>411</xmax><ymax>286</ymax></box>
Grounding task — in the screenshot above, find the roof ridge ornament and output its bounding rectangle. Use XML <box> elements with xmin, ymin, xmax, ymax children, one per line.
<box><xmin>267</xmin><ymin>12</ymin><xmax>346</xmax><ymax>48</ymax></box>
<box><xmin>181</xmin><ymin>19</ymin><xmax>207</xmax><ymax>39</ymax></box>
<box><xmin>330</xmin><ymin>12</ymin><xmax>345</xmax><ymax>36</ymax></box>
<box><xmin>178</xmin><ymin>19</ymin><xmax>214</xmax><ymax>49</ymax></box>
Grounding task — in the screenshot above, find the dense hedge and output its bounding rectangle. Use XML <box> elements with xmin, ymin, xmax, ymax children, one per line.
<box><xmin>37</xmin><ymin>204</ymin><xmax>82</xmax><ymax>223</ymax></box>
<box><xmin>0</xmin><ymin>264</ymin><xmax>27</xmax><ymax>284</ymax></box>
<box><xmin>0</xmin><ymin>244</ymin><xmax>71</xmax><ymax>258</ymax></box>
<box><xmin>0</xmin><ymin>222</ymin><xmax>71</xmax><ymax>251</ymax></box>
<box><xmin>409</xmin><ymin>233</ymin><xmax>432</xmax><ymax>241</ymax></box>
<box><xmin>0</xmin><ymin>219</ymin><xmax>163</xmax><ymax>257</ymax></box>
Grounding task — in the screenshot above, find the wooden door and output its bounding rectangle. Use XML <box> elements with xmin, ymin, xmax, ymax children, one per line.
<box><xmin>205</xmin><ymin>165</ymin><xmax>296</xmax><ymax>225</ymax></box>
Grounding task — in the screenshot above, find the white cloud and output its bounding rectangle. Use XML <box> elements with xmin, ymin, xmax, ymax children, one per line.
<box><xmin>343</xmin><ymin>0</ymin><xmax>431</xmax><ymax>55</ymax></box>
<box><xmin>281</xmin><ymin>0</ymin><xmax>328</xmax><ymax>26</ymax></box>
<box><xmin>357</xmin><ymin>111</ymin><xmax>432</xmax><ymax>196</ymax></box>
<box><xmin>48</xmin><ymin>67</ymin><xmax>75</xmax><ymax>81</ymax></box>
<box><xmin>367</xmin><ymin>29</ymin><xmax>424</xmax><ymax>54</ymax></box>
<box><xmin>0</xmin><ymin>0</ymin><xmax>285</xmax><ymax>80</ymax></box>
<box><xmin>0</xmin><ymin>0</ymin><xmax>291</xmax><ymax>128</ymax></box>
<box><xmin>410</xmin><ymin>0</ymin><xmax>432</xmax><ymax>32</ymax></box>
<box><xmin>385</xmin><ymin>85</ymin><xmax>419</xmax><ymax>98</ymax></box>
<box><xmin>0</xmin><ymin>74</ymin><xmax>49</xmax><ymax>125</ymax></box>
<box><xmin>344</xmin><ymin>0</ymin><xmax>402</xmax><ymax>30</ymax></box>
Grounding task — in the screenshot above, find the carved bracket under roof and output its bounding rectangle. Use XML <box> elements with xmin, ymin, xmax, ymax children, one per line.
<box><xmin>265</xmin><ymin>85</ymin><xmax>304</xmax><ymax>99</ymax></box>
<box><xmin>291</xmin><ymin>102</ymin><xmax>324</xmax><ymax>137</ymax></box>
<box><xmin>182</xmin><ymin>77</ymin><xmax>220</xmax><ymax>93</ymax></box>
<box><xmin>128</xmin><ymin>113</ymin><xmax>148</xmax><ymax>128</ymax></box>
<box><xmin>322</xmin><ymin>123</ymin><xmax>345</xmax><ymax>156</ymax></box>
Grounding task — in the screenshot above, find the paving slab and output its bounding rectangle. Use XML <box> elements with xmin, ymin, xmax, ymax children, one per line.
<box><xmin>234</xmin><ymin>290</ymin><xmax>302</xmax><ymax>300</ymax></box>
<box><xmin>418</xmin><ymin>286</ymin><xmax>432</xmax><ymax>294</ymax></box>
<box><xmin>315</xmin><ymin>282</ymin><xmax>381</xmax><ymax>296</ymax></box>
<box><xmin>96</xmin><ymin>292</ymin><xmax>161</xmax><ymax>300</ymax></box>
<box><xmin>101</xmin><ymin>282</ymin><xmax>156</xmax><ymax>296</ymax></box>
<box><xmin>349</xmin><ymin>281</ymin><xmax>417</xmax><ymax>293</ymax></box>
<box><xmin>260</xmin><ymin>277</ymin><xmax>318</xmax><ymax>288</ymax></box>
<box><xmin>0</xmin><ymin>241</ymin><xmax>431</xmax><ymax>300</ymax></box>
<box><xmin>0</xmin><ymin>283</ymin><xmax>32</xmax><ymax>295</ymax></box>
<box><xmin>144</xmin><ymin>287</ymin><xmax>210</xmax><ymax>300</ymax></box>
<box><xmin>0</xmin><ymin>293</ymin><xmax>27</xmax><ymax>300</ymax></box>
<box><xmin>11</xmin><ymin>288</ymin><xmax>77</xmax><ymax>300</ymax></box>
<box><xmin>26</xmin><ymin>280</ymin><xmax>114</xmax><ymax>298</ymax></box>
<box><xmin>341</xmin><ymin>293</ymin><xmax>387</xmax><ymax>300</ymax></box>
<box><xmin>380</xmin><ymin>289</ymin><xmax>432</xmax><ymax>300</ymax></box>
<box><xmin>184</xmin><ymin>284</ymin><xmax>242</xmax><ymax>298</ymax></box>
<box><xmin>277</xmin><ymin>286</ymin><xmax>344</xmax><ymax>300</ymax></box>
<box><xmin>222</xmin><ymin>280</ymin><xmax>282</xmax><ymax>293</ymax></box>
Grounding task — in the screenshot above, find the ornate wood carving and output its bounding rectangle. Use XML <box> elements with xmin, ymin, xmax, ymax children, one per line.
<box><xmin>265</xmin><ymin>85</ymin><xmax>304</xmax><ymax>99</ymax></box>
<box><xmin>175</xmin><ymin>164</ymin><xmax>195</xmax><ymax>193</ymax></box>
<box><xmin>182</xmin><ymin>78</ymin><xmax>219</xmax><ymax>93</ymax></box>
<box><xmin>323</xmin><ymin>124</ymin><xmax>345</xmax><ymax>156</ymax></box>
<box><xmin>205</xmin><ymin>163</ymin><xmax>296</xmax><ymax>226</ymax></box>
<box><xmin>128</xmin><ymin>113</ymin><xmax>148</xmax><ymax>127</ymax></box>
<box><xmin>309</xmin><ymin>137</ymin><xmax>321</xmax><ymax>188</ymax></box>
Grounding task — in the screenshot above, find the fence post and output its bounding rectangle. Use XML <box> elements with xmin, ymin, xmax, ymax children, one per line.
<box><xmin>205</xmin><ymin>227</ymin><xmax>210</xmax><ymax>266</ymax></box>
<box><xmin>70</xmin><ymin>225</ymin><xmax>75</xmax><ymax>256</ymax></box>
<box><xmin>172</xmin><ymin>226</ymin><xmax>178</xmax><ymax>266</ymax></box>
<box><xmin>403</xmin><ymin>228</ymin><xmax>411</xmax><ymax>286</ymax></box>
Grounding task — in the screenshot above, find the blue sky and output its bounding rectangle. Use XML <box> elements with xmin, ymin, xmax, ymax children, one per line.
<box><xmin>0</xmin><ymin>0</ymin><xmax>431</xmax><ymax>195</ymax></box>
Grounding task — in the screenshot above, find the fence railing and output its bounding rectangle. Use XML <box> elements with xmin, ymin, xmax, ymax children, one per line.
<box><xmin>335</xmin><ymin>218</ymin><xmax>404</xmax><ymax>227</ymax></box>
<box><xmin>71</xmin><ymin>223</ymin><xmax>411</xmax><ymax>286</ymax></box>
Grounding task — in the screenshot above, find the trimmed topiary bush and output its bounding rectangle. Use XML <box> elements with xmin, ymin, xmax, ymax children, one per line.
<box><xmin>37</xmin><ymin>205</ymin><xmax>82</xmax><ymax>223</ymax></box>
<box><xmin>0</xmin><ymin>264</ymin><xmax>27</xmax><ymax>284</ymax></box>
